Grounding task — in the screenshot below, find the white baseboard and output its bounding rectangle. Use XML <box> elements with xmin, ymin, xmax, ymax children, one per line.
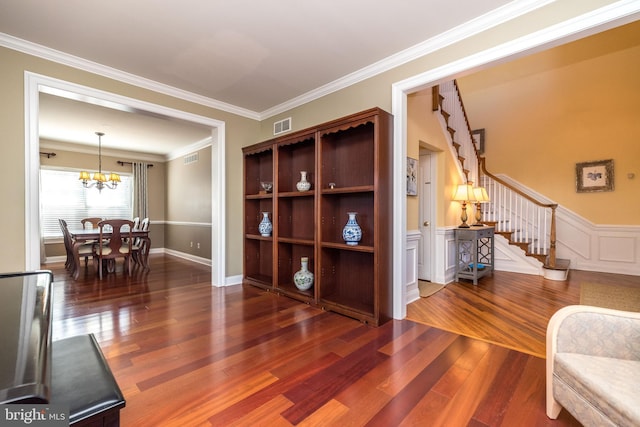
<box><xmin>162</xmin><ymin>248</ymin><xmax>211</xmax><ymax>266</ymax></box>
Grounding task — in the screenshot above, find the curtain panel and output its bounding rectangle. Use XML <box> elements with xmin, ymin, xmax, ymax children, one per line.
<box><xmin>132</xmin><ymin>162</ymin><xmax>149</xmax><ymax>220</ymax></box>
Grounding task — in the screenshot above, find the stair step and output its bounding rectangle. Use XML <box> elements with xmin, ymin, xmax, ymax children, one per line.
<box><xmin>496</xmin><ymin>230</ymin><xmax>514</xmax><ymax>240</ymax></box>
<box><xmin>512</xmin><ymin>241</ymin><xmax>531</xmax><ymax>251</ymax></box>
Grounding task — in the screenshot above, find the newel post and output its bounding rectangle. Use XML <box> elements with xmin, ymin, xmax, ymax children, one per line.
<box><xmin>548</xmin><ymin>206</ymin><xmax>557</xmax><ymax>268</ymax></box>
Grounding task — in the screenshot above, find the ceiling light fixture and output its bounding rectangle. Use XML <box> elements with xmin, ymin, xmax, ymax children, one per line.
<box><xmin>79</xmin><ymin>132</ymin><xmax>121</xmax><ymax>192</ymax></box>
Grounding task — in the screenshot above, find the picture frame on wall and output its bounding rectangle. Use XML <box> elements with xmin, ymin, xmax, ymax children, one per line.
<box><xmin>407</xmin><ymin>157</ymin><xmax>417</xmax><ymax>196</ymax></box>
<box><xmin>471</xmin><ymin>128</ymin><xmax>485</xmax><ymax>154</ymax></box>
<box><xmin>576</xmin><ymin>159</ymin><xmax>614</xmax><ymax>193</ymax></box>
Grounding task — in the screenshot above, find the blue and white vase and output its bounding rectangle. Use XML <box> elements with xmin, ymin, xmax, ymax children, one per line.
<box><xmin>296</xmin><ymin>171</ymin><xmax>311</xmax><ymax>192</ymax></box>
<box><xmin>342</xmin><ymin>212</ymin><xmax>362</xmax><ymax>246</ymax></box>
<box><xmin>293</xmin><ymin>257</ymin><xmax>314</xmax><ymax>291</ymax></box>
<box><xmin>258</xmin><ymin>212</ymin><xmax>272</xmax><ymax>236</ymax></box>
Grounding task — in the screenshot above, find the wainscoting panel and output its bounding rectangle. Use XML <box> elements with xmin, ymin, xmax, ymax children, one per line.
<box><xmin>405</xmin><ymin>230</ymin><xmax>421</xmax><ymax>304</ymax></box>
<box><xmin>494</xmin><ymin>174</ymin><xmax>640</xmax><ymax>277</ymax></box>
<box><xmin>557</xmin><ymin>207</ymin><xmax>640</xmax><ymax>276</ymax></box>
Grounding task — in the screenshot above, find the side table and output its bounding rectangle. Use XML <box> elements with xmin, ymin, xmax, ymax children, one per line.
<box><xmin>455</xmin><ymin>226</ymin><xmax>494</xmax><ymax>285</ymax></box>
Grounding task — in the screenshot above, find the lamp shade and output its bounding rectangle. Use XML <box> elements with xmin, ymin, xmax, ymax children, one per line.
<box><xmin>78</xmin><ymin>171</ymin><xmax>91</xmax><ymax>181</ymax></box>
<box><xmin>108</xmin><ymin>173</ymin><xmax>121</xmax><ymax>183</ymax></box>
<box><xmin>473</xmin><ymin>186</ymin><xmax>490</xmax><ymax>203</ymax></box>
<box><xmin>453</xmin><ymin>183</ymin><xmax>474</xmax><ymax>202</ymax></box>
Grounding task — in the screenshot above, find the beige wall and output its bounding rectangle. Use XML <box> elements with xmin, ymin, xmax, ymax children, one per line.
<box><xmin>458</xmin><ymin>20</ymin><xmax>640</xmax><ymax>225</ymax></box>
<box><xmin>257</xmin><ymin>0</ymin><xmax>623</xmax><ymax>140</ymax></box>
<box><xmin>165</xmin><ymin>145</ymin><xmax>212</xmax><ymax>258</ymax></box>
<box><xmin>0</xmin><ymin>46</ymin><xmax>258</xmax><ymax>273</ymax></box>
<box><xmin>0</xmin><ymin>0</ymin><xmax>627</xmax><ymax>274</ymax></box>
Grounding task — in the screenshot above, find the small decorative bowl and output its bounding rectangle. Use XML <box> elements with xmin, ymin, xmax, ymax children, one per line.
<box><xmin>260</xmin><ymin>181</ymin><xmax>273</xmax><ymax>193</ymax></box>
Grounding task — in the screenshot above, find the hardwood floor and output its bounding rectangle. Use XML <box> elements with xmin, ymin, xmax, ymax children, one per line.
<box><xmin>407</xmin><ymin>269</ymin><xmax>639</xmax><ymax>358</ymax></box>
<box><xmin>46</xmin><ymin>255</ymin><xmax>629</xmax><ymax>426</ymax></box>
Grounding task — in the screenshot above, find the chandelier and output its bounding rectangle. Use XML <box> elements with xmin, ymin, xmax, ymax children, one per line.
<box><xmin>79</xmin><ymin>132</ymin><xmax>121</xmax><ymax>191</ymax></box>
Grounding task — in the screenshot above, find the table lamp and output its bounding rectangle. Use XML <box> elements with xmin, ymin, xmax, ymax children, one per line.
<box><xmin>472</xmin><ymin>186</ymin><xmax>490</xmax><ymax>226</ymax></box>
<box><xmin>452</xmin><ymin>183</ymin><xmax>474</xmax><ymax>228</ymax></box>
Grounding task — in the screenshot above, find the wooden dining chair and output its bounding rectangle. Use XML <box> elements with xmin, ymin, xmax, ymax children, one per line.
<box><xmin>131</xmin><ymin>218</ymin><xmax>150</xmax><ymax>269</ymax></box>
<box><xmin>59</xmin><ymin>219</ymin><xmax>74</xmax><ymax>271</ymax></box>
<box><xmin>80</xmin><ymin>217</ymin><xmax>102</xmax><ymax>266</ymax></box>
<box><xmin>59</xmin><ymin>219</ymin><xmax>94</xmax><ymax>277</ymax></box>
<box><xmin>81</xmin><ymin>217</ymin><xmax>103</xmax><ymax>229</ymax></box>
<box><xmin>94</xmin><ymin>219</ymin><xmax>134</xmax><ymax>279</ymax></box>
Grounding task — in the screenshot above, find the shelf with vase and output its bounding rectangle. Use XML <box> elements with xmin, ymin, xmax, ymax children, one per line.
<box><xmin>277</xmin><ymin>242</ymin><xmax>315</xmax><ymax>302</ymax></box>
<box><xmin>243</xmin><ymin>142</ymin><xmax>275</xmax><ymax>290</ymax></box>
<box><xmin>242</xmin><ymin>107</ymin><xmax>392</xmax><ymax>326</ymax></box>
<box><xmin>277</xmin><ymin>132</ymin><xmax>315</xmax><ymax>193</ymax></box>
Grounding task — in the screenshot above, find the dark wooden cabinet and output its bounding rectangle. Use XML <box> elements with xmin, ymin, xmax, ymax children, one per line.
<box><xmin>243</xmin><ymin>108</ymin><xmax>392</xmax><ymax>325</ymax></box>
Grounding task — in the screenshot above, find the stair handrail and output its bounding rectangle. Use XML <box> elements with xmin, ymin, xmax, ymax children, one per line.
<box><xmin>479</xmin><ymin>156</ymin><xmax>558</xmax><ymax>267</ymax></box>
<box><xmin>432</xmin><ymin>82</ymin><xmax>479</xmax><ymax>184</ymax></box>
<box><xmin>434</xmin><ymin>80</ymin><xmax>558</xmax><ymax>268</ymax></box>
<box><xmin>479</xmin><ymin>158</ymin><xmax>557</xmax><ymax>210</ymax></box>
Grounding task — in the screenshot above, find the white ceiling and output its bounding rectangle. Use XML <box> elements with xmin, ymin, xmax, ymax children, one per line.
<box><xmin>0</xmin><ymin>1</ymin><xmax>552</xmax><ymax>155</ymax></box>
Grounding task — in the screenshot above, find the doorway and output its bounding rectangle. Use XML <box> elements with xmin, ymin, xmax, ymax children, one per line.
<box><xmin>24</xmin><ymin>73</ymin><xmax>227</xmax><ymax>286</ymax></box>
<box><xmin>418</xmin><ymin>148</ymin><xmax>436</xmax><ymax>282</ymax></box>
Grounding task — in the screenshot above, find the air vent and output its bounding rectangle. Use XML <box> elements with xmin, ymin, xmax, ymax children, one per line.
<box><xmin>184</xmin><ymin>152</ymin><xmax>199</xmax><ymax>165</ymax></box>
<box><xmin>273</xmin><ymin>117</ymin><xmax>292</xmax><ymax>135</ymax></box>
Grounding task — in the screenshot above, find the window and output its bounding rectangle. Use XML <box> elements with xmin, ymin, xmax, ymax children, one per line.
<box><xmin>40</xmin><ymin>168</ymin><xmax>133</xmax><ymax>239</ymax></box>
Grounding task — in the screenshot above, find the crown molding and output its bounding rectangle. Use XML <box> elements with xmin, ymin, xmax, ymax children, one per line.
<box><xmin>258</xmin><ymin>0</ymin><xmax>555</xmax><ymax>119</ymax></box>
<box><xmin>1</xmin><ymin>0</ymin><xmax>550</xmax><ymax>123</ymax></box>
<box><xmin>0</xmin><ymin>33</ymin><xmax>260</xmax><ymax>121</ymax></box>
<box><xmin>4</xmin><ymin>0</ymin><xmax>637</xmax><ymax>123</ymax></box>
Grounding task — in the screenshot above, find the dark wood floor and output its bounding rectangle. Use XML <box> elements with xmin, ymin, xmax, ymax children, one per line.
<box><xmin>46</xmin><ymin>255</ymin><xmax>628</xmax><ymax>426</ymax></box>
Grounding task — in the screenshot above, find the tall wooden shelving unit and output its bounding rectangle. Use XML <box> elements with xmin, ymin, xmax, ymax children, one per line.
<box><xmin>243</xmin><ymin>108</ymin><xmax>392</xmax><ymax>326</ymax></box>
<box><xmin>275</xmin><ymin>130</ymin><xmax>317</xmax><ymax>304</ymax></box>
<box><xmin>242</xmin><ymin>140</ymin><xmax>274</xmax><ymax>290</ymax></box>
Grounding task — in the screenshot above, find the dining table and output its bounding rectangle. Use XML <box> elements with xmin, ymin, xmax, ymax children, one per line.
<box><xmin>68</xmin><ymin>227</ymin><xmax>151</xmax><ymax>279</ymax></box>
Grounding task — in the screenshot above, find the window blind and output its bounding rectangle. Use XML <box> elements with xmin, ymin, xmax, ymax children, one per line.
<box><xmin>40</xmin><ymin>168</ymin><xmax>133</xmax><ymax>238</ymax></box>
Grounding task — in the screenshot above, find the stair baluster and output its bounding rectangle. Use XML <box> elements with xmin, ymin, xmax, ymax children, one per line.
<box><xmin>434</xmin><ymin>81</ymin><xmax>562</xmax><ymax>271</ymax></box>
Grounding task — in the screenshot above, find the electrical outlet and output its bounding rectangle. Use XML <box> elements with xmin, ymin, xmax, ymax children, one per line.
<box><xmin>190</xmin><ymin>241</ymin><xmax>193</xmax><ymax>248</ymax></box>
<box><xmin>197</xmin><ymin>242</ymin><xmax>200</xmax><ymax>249</ymax></box>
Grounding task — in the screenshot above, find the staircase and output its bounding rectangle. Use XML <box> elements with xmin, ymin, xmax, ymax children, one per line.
<box><xmin>432</xmin><ymin>81</ymin><xmax>570</xmax><ymax>280</ymax></box>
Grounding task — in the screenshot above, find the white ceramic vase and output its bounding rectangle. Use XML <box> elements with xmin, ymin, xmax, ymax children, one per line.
<box><xmin>296</xmin><ymin>171</ymin><xmax>311</xmax><ymax>192</ymax></box>
<box><xmin>293</xmin><ymin>257</ymin><xmax>314</xmax><ymax>291</ymax></box>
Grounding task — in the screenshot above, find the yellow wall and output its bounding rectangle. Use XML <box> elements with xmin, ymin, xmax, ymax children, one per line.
<box><xmin>0</xmin><ymin>0</ymin><xmax>627</xmax><ymax>273</ymax></box>
<box><xmin>457</xmin><ymin>20</ymin><xmax>640</xmax><ymax>225</ymax></box>
<box><xmin>406</xmin><ymin>91</ymin><xmax>464</xmax><ymax>229</ymax></box>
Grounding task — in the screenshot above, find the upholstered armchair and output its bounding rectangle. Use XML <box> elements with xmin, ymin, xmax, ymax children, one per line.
<box><xmin>546</xmin><ymin>305</ymin><xmax>640</xmax><ymax>426</ymax></box>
